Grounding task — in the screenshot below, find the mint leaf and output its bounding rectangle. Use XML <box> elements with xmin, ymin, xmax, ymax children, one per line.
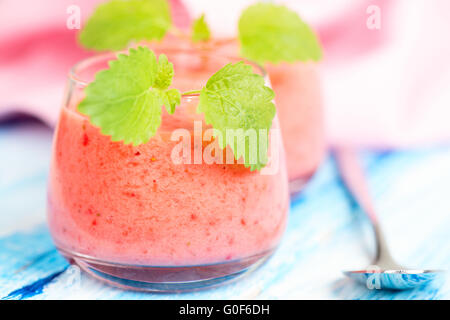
<box><xmin>191</xmin><ymin>14</ymin><xmax>211</xmax><ymax>42</ymax></box>
<box><xmin>238</xmin><ymin>3</ymin><xmax>322</xmax><ymax>63</ymax></box>
<box><xmin>198</xmin><ymin>62</ymin><xmax>276</xmax><ymax>171</ymax></box>
<box><xmin>79</xmin><ymin>0</ymin><xmax>171</xmax><ymax>51</ymax></box>
<box><xmin>154</xmin><ymin>53</ymin><xmax>174</xmax><ymax>90</ymax></box>
<box><xmin>153</xmin><ymin>54</ymin><xmax>179</xmax><ymax>113</ymax></box>
<box><xmin>162</xmin><ymin>88</ymin><xmax>181</xmax><ymax>114</ymax></box>
<box><xmin>78</xmin><ymin>47</ymin><xmax>180</xmax><ymax>145</ymax></box>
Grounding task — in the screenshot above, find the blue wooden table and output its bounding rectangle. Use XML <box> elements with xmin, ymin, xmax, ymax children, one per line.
<box><xmin>1</xmin><ymin>120</ymin><xmax>449</xmax><ymax>299</ymax></box>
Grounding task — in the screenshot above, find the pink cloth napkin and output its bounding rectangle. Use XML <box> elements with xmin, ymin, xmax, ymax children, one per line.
<box><xmin>1</xmin><ymin>0</ymin><xmax>449</xmax><ymax>148</ymax></box>
<box><xmin>0</xmin><ymin>0</ymin><xmax>189</xmax><ymax>126</ymax></box>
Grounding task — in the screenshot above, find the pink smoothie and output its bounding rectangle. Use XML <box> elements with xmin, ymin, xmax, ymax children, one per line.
<box><xmin>267</xmin><ymin>62</ymin><xmax>325</xmax><ymax>181</ymax></box>
<box><xmin>48</xmin><ymin>53</ymin><xmax>289</xmax><ymax>266</ymax></box>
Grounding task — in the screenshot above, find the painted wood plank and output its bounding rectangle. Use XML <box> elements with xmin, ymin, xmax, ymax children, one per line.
<box><xmin>1</xmin><ymin>122</ymin><xmax>449</xmax><ymax>300</ymax></box>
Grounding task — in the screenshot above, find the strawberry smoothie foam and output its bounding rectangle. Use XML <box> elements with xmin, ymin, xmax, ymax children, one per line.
<box><xmin>47</xmin><ymin>51</ymin><xmax>289</xmax><ymax>266</ymax></box>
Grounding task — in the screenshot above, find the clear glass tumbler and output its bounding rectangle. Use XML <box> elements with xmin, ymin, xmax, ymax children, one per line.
<box><xmin>47</xmin><ymin>48</ymin><xmax>290</xmax><ymax>291</ymax></box>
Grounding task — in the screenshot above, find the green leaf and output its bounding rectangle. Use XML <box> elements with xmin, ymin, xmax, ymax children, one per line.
<box><xmin>198</xmin><ymin>62</ymin><xmax>276</xmax><ymax>171</ymax></box>
<box><xmin>238</xmin><ymin>3</ymin><xmax>322</xmax><ymax>64</ymax></box>
<box><xmin>78</xmin><ymin>47</ymin><xmax>181</xmax><ymax>145</ymax></box>
<box><xmin>79</xmin><ymin>0</ymin><xmax>172</xmax><ymax>51</ymax></box>
<box><xmin>154</xmin><ymin>53</ymin><xmax>174</xmax><ymax>90</ymax></box>
<box><xmin>191</xmin><ymin>14</ymin><xmax>211</xmax><ymax>42</ymax></box>
<box><xmin>162</xmin><ymin>88</ymin><xmax>181</xmax><ymax>114</ymax></box>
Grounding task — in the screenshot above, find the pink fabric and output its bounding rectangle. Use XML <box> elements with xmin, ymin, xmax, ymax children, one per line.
<box><xmin>0</xmin><ymin>0</ymin><xmax>190</xmax><ymax>126</ymax></box>
<box><xmin>1</xmin><ymin>0</ymin><xmax>449</xmax><ymax>148</ymax></box>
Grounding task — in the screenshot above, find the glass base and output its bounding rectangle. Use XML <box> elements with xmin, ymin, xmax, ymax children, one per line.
<box><xmin>289</xmin><ymin>174</ymin><xmax>313</xmax><ymax>198</ymax></box>
<box><xmin>57</xmin><ymin>246</ymin><xmax>274</xmax><ymax>292</ymax></box>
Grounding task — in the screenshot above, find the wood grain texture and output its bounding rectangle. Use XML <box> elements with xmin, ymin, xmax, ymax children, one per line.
<box><xmin>1</xmin><ymin>121</ymin><xmax>449</xmax><ymax>299</ymax></box>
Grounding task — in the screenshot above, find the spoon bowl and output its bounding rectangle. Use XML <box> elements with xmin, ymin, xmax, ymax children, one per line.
<box><xmin>336</xmin><ymin>148</ymin><xmax>445</xmax><ymax>291</ymax></box>
<box><xmin>344</xmin><ymin>269</ymin><xmax>445</xmax><ymax>290</ymax></box>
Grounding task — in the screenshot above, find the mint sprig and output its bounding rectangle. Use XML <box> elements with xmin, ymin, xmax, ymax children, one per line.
<box><xmin>78</xmin><ymin>47</ymin><xmax>275</xmax><ymax>170</ymax></box>
<box><xmin>238</xmin><ymin>3</ymin><xmax>322</xmax><ymax>63</ymax></box>
<box><xmin>79</xmin><ymin>0</ymin><xmax>322</xmax><ymax>66</ymax></box>
<box><xmin>191</xmin><ymin>14</ymin><xmax>211</xmax><ymax>43</ymax></box>
<box><xmin>78</xmin><ymin>47</ymin><xmax>180</xmax><ymax>145</ymax></box>
<box><xmin>79</xmin><ymin>0</ymin><xmax>171</xmax><ymax>51</ymax></box>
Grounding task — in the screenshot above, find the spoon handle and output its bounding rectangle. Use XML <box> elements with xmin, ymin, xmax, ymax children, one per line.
<box><xmin>335</xmin><ymin>148</ymin><xmax>396</xmax><ymax>267</ymax></box>
<box><xmin>334</xmin><ymin>148</ymin><xmax>378</xmax><ymax>223</ymax></box>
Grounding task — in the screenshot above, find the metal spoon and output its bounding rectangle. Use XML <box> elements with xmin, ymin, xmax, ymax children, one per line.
<box><xmin>335</xmin><ymin>148</ymin><xmax>445</xmax><ymax>290</ymax></box>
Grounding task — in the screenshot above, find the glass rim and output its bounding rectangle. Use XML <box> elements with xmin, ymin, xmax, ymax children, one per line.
<box><xmin>65</xmin><ymin>45</ymin><xmax>271</xmax><ymax>129</ymax></box>
<box><xmin>68</xmin><ymin>45</ymin><xmax>268</xmax><ymax>98</ymax></box>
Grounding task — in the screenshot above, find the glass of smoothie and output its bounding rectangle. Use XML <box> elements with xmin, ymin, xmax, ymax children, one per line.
<box><xmin>150</xmin><ymin>38</ymin><xmax>325</xmax><ymax>196</ymax></box>
<box><xmin>47</xmin><ymin>47</ymin><xmax>290</xmax><ymax>291</ymax></box>
<box><xmin>266</xmin><ymin>62</ymin><xmax>324</xmax><ymax>195</ymax></box>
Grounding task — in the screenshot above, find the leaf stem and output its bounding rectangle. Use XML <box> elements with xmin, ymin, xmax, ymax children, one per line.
<box><xmin>182</xmin><ymin>89</ymin><xmax>202</xmax><ymax>96</ymax></box>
